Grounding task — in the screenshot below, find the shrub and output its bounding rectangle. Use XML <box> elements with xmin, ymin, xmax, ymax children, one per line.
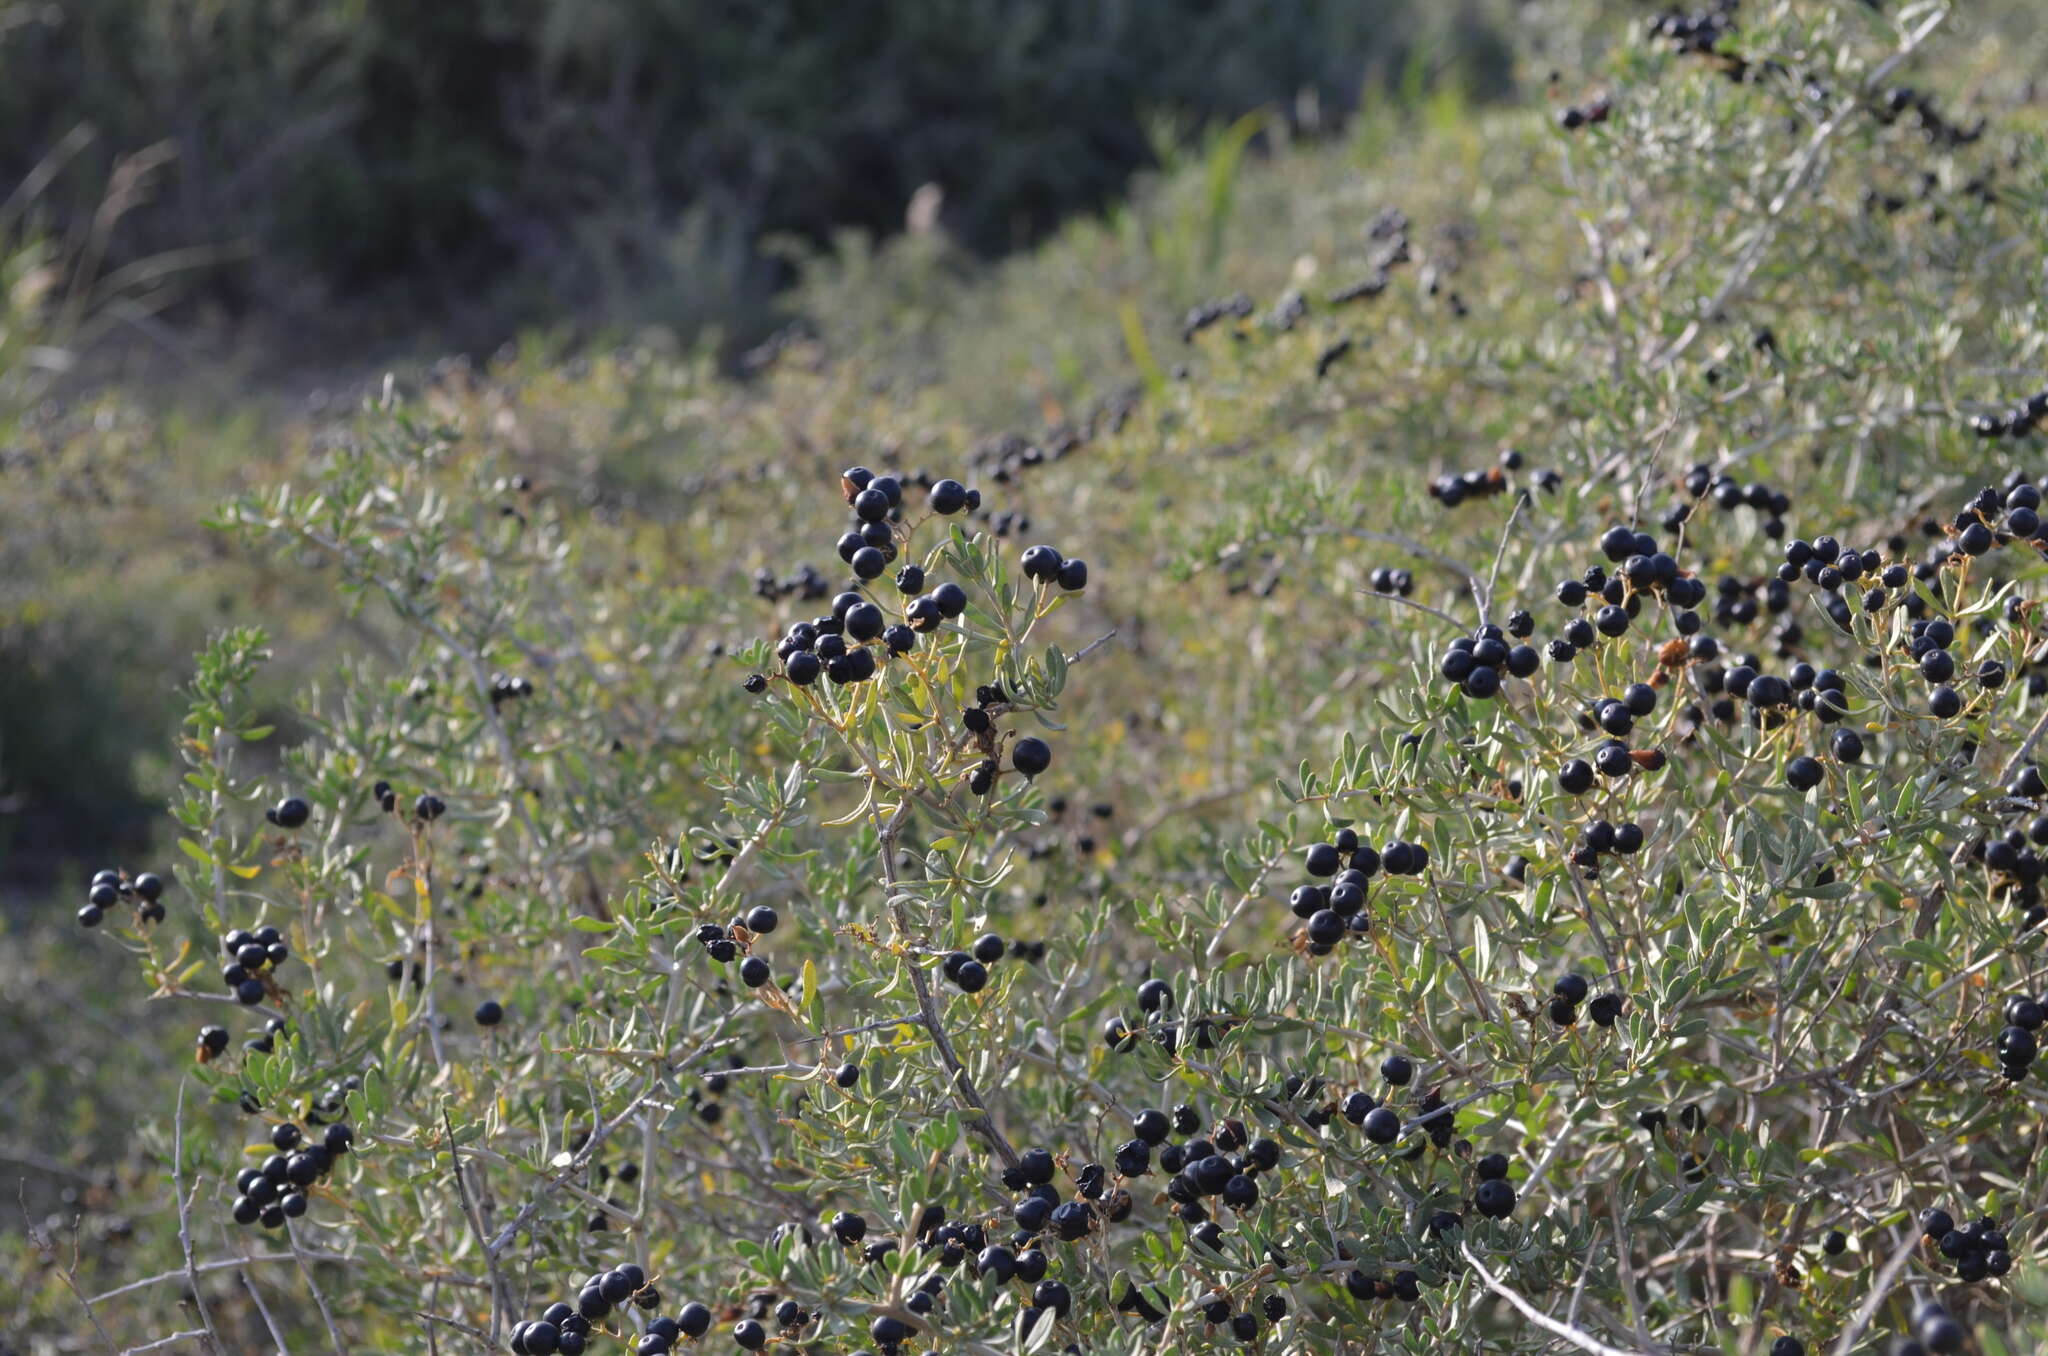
<box><xmin>15</xmin><ymin>2</ymin><xmax>2048</xmax><ymax>1353</ymax></box>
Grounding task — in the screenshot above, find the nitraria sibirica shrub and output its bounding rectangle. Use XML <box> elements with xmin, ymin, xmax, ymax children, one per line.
<box><xmin>16</xmin><ymin>1</ymin><xmax>2048</xmax><ymax>1352</ymax></box>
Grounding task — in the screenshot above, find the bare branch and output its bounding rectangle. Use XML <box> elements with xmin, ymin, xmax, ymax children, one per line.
<box><xmin>1460</xmin><ymin>1242</ymin><xmax>1655</xmax><ymax>1356</ymax></box>
<box><xmin>172</xmin><ymin>1082</ymin><xmax>225</xmax><ymax>1355</ymax></box>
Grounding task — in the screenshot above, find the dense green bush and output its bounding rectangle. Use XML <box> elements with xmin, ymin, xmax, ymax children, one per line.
<box><xmin>0</xmin><ymin>0</ymin><xmax>1510</xmax><ymax>355</ymax></box>
<box><xmin>15</xmin><ymin>2</ymin><xmax>2048</xmax><ymax>1353</ymax></box>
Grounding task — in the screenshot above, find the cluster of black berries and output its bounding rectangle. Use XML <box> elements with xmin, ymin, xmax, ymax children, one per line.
<box><xmin>1647</xmin><ymin>2</ymin><xmax>1735</xmax><ymax>55</ymax></box>
<box><xmin>1680</xmin><ymin>464</ymin><xmax>1793</xmax><ymax>538</ymax></box>
<box><xmin>683</xmin><ymin>1054</ymin><xmax>749</xmax><ymax>1128</ymax></box>
<box><xmin>1689</xmin><ymin>656</ymin><xmax>1850</xmax><ymax>735</ymax></box>
<box><xmin>1899</xmin><ymin>612</ymin><xmax>1971</xmax><ymax>719</ymax></box>
<box><xmin>1340</xmin><ymin>1075</ymin><xmax>1459</xmax><ymax>1166</ymax></box>
<box><xmin>940</xmin><ymin>932</ymin><xmax>1011</xmax><ymax>994</ymax></box>
<box><xmin>194</xmin><ymin>1019</ymin><xmax>282</xmax><ymax>1064</ymax></box>
<box><xmin>1438</xmin><ymin>623</ymin><xmax>1539</xmax><ymax>700</ymax></box>
<box><xmin>1778</xmin><ymin>535</ymin><xmax>1890</xmax><ymax>631</ymax></box>
<box><xmin>1556</xmin><ymin>740</ymin><xmax>1664</xmax><ymax>795</ymax></box>
<box><xmin>751</xmin><ymin>561</ymin><xmax>832</xmax><ymax>603</ymax></box>
<box><xmin>1568</xmin><ymin>817</ymin><xmax>1645</xmax><ymax>876</ymax></box>
<box><xmin>1703</xmin><ymin>574</ymin><xmax>1776</xmax><ymax>632</ymax></box>
<box><xmin>957</xmin><ymin>682</ymin><xmax>1057</xmax><ymax>790</ymax></box>
<box><xmin>384</xmin><ymin>784</ymin><xmax>446</xmax><ymax>822</ymax></box>
<box><xmin>79</xmin><ymin>867</ymin><xmax>165</xmax><ymax>929</ymax></box>
<box><xmin>1179</xmin><ymin>1288</ymin><xmax>1288</xmax><ymax>1340</ymax></box>
<box><xmin>1936</xmin><ymin>485</ymin><xmax>2048</xmax><ymax>577</ymax></box>
<box><xmin>1102</xmin><ymin>979</ymin><xmax>1237</xmax><ymax>1056</ymax></box>
<box><xmin>1019</xmin><ymin>542</ymin><xmax>1090</xmax><ymax>593</ymax></box>
<box><xmin>510</xmin><ymin>1264</ymin><xmax>672</xmax><ymax>1355</ymax></box>
<box><xmin>489</xmin><ymin>673</ymin><xmax>535</xmax><ymax>705</ymax></box>
<box><xmin>264</xmin><ymin>795</ymin><xmax>311</xmax><ymax>829</ymax></box>
<box><xmin>1878</xmin><ymin>84</ymin><xmax>1987</xmax><ymax>148</ymax></box>
<box><xmin>1968</xmin><ymin>391</ymin><xmax>2048</xmax><ymax>439</ymax></box>
<box><xmin>1916</xmin><ymin>1207</ymin><xmax>2012</xmax><ymax>1284</ymax></box>
<box><xmin>1889</xmin><ymin>1299</ymin><xmax>1974</xmax><ymax>1356</ymax></box>
<box><xmin>1545</xmin><ymin>972</ymin><xmax>1626</xmax><ymax>1028</ymax></box>
<box><xmin>696</xmin><ymin>907</ymin><xmax>778</xmax><ymax>989</ymax></box>
<box><xmin>967</xmin><ymin>429</ymin><xmax>1084</xmax><ymax>490</ymax></box>
<box><xmin>1338</xmin><ymin>1061</ymin><xmax>1406</xmax><ymax>1146</ymax></box>
<box><xmin>1469</xmin><ymin>1148</ymin><xmax>1518</xmax><ymax>1219</ymax></box>
<box><xmin>771</xmin><ymin>591</ymin><xmax>902</xmax><ymax>689</ymax></box>
<box><xmin>1000</xmin><ymin>1143</ymin><xmax>1137</xmax><ymax>1252</ymax></box>
<box><xmin>219</xmin><ymin>924</ymin><xmax>290</xmax><ymax>1005</ymax></box>
<box><xmin>1115</xmin><ymin>1108</ymin><xmax>1282</xmax><ymax>1247</ymax></box>
<box><xmin>1549</xmin><ymin>555</ymin><xmax>1706</xmax><ymax>665</ymax></box>
<box><xmin>1286</xmin><ymin>831</ymin><xmax>1421</xmax><ymax>951</ymax></box>
<box><xmin>1341</xmin><ymin>1265</ymin><xmax>1426</xmax><ymax>1306</ymax></box>
<box><xmin>1367</xmin><ymin>566</ymin><xmax>1414</xmax><ymax>596</ymax></box>
<box><xmin>766</xmin><ymin>469</ymin><xmax>1020</xmax><ymax>691</ymax></box>
<box><xmin>229</xmin><ymin>1119</ymin><xmax>351</xmax><ymax>1230</ymax></box>
<box><xmin>1980</xmin><ymin>780</ymin><xmax>2048</xmax><ymax>922</ymax></box>
<box><xmin>1556</xmin><ymin>96</ymin><xmax>1614</xmax><ymax>131</ymax></box>
<box><xmin>1425</xmin><ymin>452</ymin><xmax>1518</xmax><ymax>509</ymax></box>
<box><xmin>1180</xmin><ymin>293</ymin><xmax>1254</xmax><ymax>343</ymax></box>
<box><xmin>1995</xmin><ymin>992</ymin><xmax>2042</xmax><ymax>1080</ymax></box>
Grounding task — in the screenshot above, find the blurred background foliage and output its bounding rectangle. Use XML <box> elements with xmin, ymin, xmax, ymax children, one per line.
<box><xmin>0</xmin><ymin>0</ymin><xmax>1514</xmax><ymax>370</ymax></box>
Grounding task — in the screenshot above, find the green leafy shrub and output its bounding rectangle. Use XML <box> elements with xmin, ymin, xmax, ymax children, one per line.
<box><xmin>15</xmin><ymin>2</ymin><xmax>2048</xmax><ymax>1354</ymax></box>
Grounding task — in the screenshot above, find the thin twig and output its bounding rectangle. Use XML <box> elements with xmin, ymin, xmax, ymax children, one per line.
<box><xmin>484</xmin><ymin>1077</ymin><xmax>661</xmax><ymax>1256</ymax></box>
<box><xmin>876</xmin><ymin>797</ymin><xmax>1022</xmax><ymax>1170</ymax></box>
<box><xmin>172</xmin><ymin>1082</ymin><xmax>224</xmax><ymax>1355</ymax></box>
<box><xmin>239</xmin><ymin>1267</ymin><xmax>290</xmax><ymax>1355</ymax></box>
<box><xmin>1358</xmin><ymin>588</ymin><xmax>1470</xmax><ymax>630</ymax></box>
<box><xmin>1460</xmin><ymin>1243</ymin><xmax>1653</xmax><ymax>1356</ymax></box>
<box><xmin>1828</xmin><ymin>1228</ymin><xmax>1921</xmax><ymax>1356</ymax></box>
<box><xmin>120</xmin><ymin>1332</ymin><xmax>209</xmax><ymax>1355</ymax></box>
<box><xmin>87</xmin><ymin>1253</ymin><xmax>370</xmax><ymax>1306</ymax></box>
<box><xmin>1479</xmin><ymin>492</ymin><xmax>1528</xmax><ymax>623</ymax></box>
<box><xmin>19</xmin><ymin>1181</ymin><xmax>119</xmax><ymax>1354</ymax></box>
<box><xmin>1068</xmin><ymin>628</ymin><xmax>1118</xmax><ymax>664</ymax></box>
<box><xmin>443</xmin><ymin>1108</ymin><xmax>509</xmax><ymax>1343</ymax></box>
<box><xmin>415</xmin><ymin>1310</ymin><xmax>496</xmax><ymax>1348</ymax></box>
<box><xmin>285</xmin><ymin>1219</ymin><xmax>347</xmax><ymax>1356</ymax></box>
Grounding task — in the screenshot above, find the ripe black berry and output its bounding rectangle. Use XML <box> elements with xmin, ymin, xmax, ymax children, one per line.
<box><xmin>1785</xmin><ymin>756</ymin><xmax>1824</xmax><ymax>792</ymax></box>
<box><xmin>1020</xmin><ymin>545</ymin><xmax>1064</xmax><ymax>582</ymax></box>
<box><xmin>1473</xmin><ymin>1178</ymin><xmax>1517</xmax><ymax>1218</ymax></box>
<box><xmin>1012</xmin><ymin>737</ymin><xmax>1052</xmax><ymax>777</ymax></box>
<box><xmin>475</xmin><ymin>1000</ymin><xmax>504</xmax><ymax>1026</ymax></box>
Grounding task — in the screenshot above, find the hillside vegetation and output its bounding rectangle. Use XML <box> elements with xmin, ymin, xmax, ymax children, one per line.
<box><xmin>8</xmin><ymin>2</ymin><xmax>2048</xmax><ymax>1353</ymax></box>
